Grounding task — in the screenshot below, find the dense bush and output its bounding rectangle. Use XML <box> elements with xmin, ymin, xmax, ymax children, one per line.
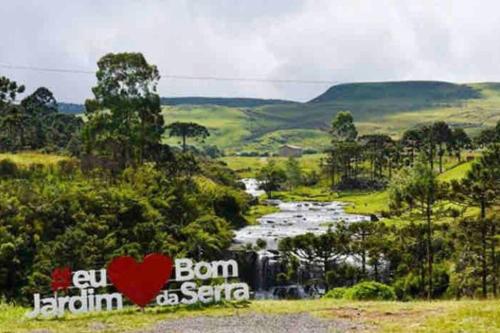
<box><xmin>0</xmin><ymin>159</ymin><xmax>17</xmax><ymax>177</ymax></box>
<box><xmin>323</xmin><ymin>287</ymin><xmax>347</xmax><ymax>299</ymax></box>
<box><xmin>324</xmin><ymin>282</ymin><xmax>396</xmax><ymax>301</ymax></box>
<box><xmin>0</xmin><ymin>159</ymin><xmax>249</xmax><ymax>303</ymax></box>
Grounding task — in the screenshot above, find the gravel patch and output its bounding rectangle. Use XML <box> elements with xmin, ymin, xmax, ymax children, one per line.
<box><xmin>139</xmin><ymin>313</ymin><xmax>363</xmax><ymax>333</ymax></box>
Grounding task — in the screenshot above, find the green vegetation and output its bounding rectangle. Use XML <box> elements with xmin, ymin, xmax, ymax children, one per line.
<box><xmin>0</xmin><ymin>152</ymin><xmax>69</xmax><ymax>165</ymax></box>
<box><xmin>1</xmin><ymin>54</ymin><xmax>499</xmax><ymax>332</ymax></box>
<box><xmin>163</xmin><ymin>105</ymin><xmax>251</xmax><ymax>152</ymax></box>
<box><xmin>221</xmin><ymin>154</ymin><xmax>323</xmax><ymax>178</ymax></box>
<box><xmin>325</xmin><ymin>281</ymin><xmax>396</xmax><ymax>301</ymax></box>
<box><xmin>83</xmin><ymin>52</ymin><xmax>164</xmax><ymax>168</ymax></box>
<box><xmin>254</xmin><ymin>113</ymin><xmax>499</xmax><ymax>301</ymax></box>
<box><xmin>1</xmin><ymin>299</ymin><xmax>499</xmax><ymax>333</ymax></box>
<box><xmin>166</xmin><ymin>121</ymin><xmax>210</xmax><ymax>152</ymax></box>
<box><xmin>310</xmin><ymin>81</ymin><xmax>480</xmax><ymax>102</ymax></box>
<box><xmin>0</xmin><ymin>82</ymin><xmax>82</xmax><ymax>154</ymax></box>
<box><xmin>160</xmin><ymin>96</ymin><xmax>296</xmax><ymax>108</ymax></box>
<box><xmin>160</xmin><ymin>81</ymin><xmax>500</xmax><ymax>153</ymax></box>
<box><xmin>0</xmin><ymin>54</ymin><xmax>251</xmax><ymax>305</ymax></box>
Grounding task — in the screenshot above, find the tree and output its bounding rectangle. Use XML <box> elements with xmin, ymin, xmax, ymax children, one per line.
<box><xmin>450</xmin><ymin>128</ymin><xmax>471</xmax><ymax>162</ymax></box>
<box><xmin>21</xmin><ymin>87</ymin><xmax>57</xmax><ymax>116</ymax></box>
<box><xmin>474</xmin><ymin>127</ymin><xmax>498</xmax><ymax>147</ymax></box>
<box><xmin>279</xmin><ymin>226</ymin><xmax>350</xmax><ymax>289</ymax></box>
<box><xmin>84</xmin><ymin>52</ymin><xmax>164</xmax><ymax>167</ymax></box>
<box><xmin>330</xmin><ymin>111</ymin><xmax>357</xmax><ymax>142</ymax></box>
<box><xmin>256</xmin><ymin>160</ymin><xmax>287</xmax><ymax>199</ymax></box>
<box><xmin>389</xmin><ymin>158</ymin><xmax>448</xmax><ymax>299</ymax></box>
<box><xmin>20</xmin><ymin>87</ymin><xmax>58</xmax><ymax>148</ymax></box>
<box><xmin>359</xmin><ymin>134</ymin><xmax>394</xmax><ymax>180</ymax></box>
<box><xmin>165</xmin><ymin>122</ymin><xmax>210</xmax><ymax>152</ymax></box>
<box><xmin>401</xmin><ymin>128</ymin><xmax>423</xmax><ymax>166</ymax></box>
<box><xmin>325</xmin><ymin>112</ymin><xmax>363</xmax><ymax>189</ymax></box>
<box><xmin>452</xmin><ymin>217</ymin><xmax>499</xmax><ymax>298</ymax></box>
<box><xmin>326</xmin><ymin>141</ymin><xmax>362</xmax><ymax>187</ymax></box>
<box><xmin>432</xmin><ymin>122</ymin><xmax>453</xmax><ymax>173</ymax></box>
<box><xmin>0</xmin><ymin>77</ymin><xmax>26</xmax><ymax>151</ymax></box>
<box><xmin>285</xmin><ymin>157</ymin><xmax>302</xmax><ymax>188</ymax></box>
<box><xmin>348</xmin><ymin>221</ymin><xmax>388</xmax><ymax>279</ymax></box>
<box><xmin>181</xmin><ymin>215</ymin><xmax>233</xmax><ymax>261</ymax></box>
<box><xmin>497</xmin><ymin>121</ymin><xmax>500</xmax><ymax>141</ymax></box>
<box><xmin>0</xmin><ymin>76</ymin><xmax>25</xmax><ymax>108</ymax></box>
<box><xmin>0</xmin><ymin>105</ymin><xmax>28</xmax><ymax>150</ymax></box>
<box><xmin>450</xmin><ymin>144</ymin><xmax>500</xmax><ymax>297</ymax></box>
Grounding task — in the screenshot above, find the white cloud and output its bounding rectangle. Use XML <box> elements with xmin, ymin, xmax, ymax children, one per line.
<box><xmin>1</xmin><ymin>0</ymin><xmax>500</xmax><ymax>102</ymax></box>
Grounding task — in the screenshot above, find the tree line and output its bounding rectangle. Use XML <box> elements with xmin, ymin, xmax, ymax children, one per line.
<box><xmin>323</xmin><ymin>111</ymin><xmax>499</xmax><ymax>190</ymax></box>
<box><xmin>0</xmin><ymin>80</ymin><xmax>82</xmax><ymax>153</ymax></box>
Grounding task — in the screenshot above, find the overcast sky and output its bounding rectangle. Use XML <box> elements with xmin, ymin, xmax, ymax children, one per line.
<box><xmin>2</xmin><ymin>0</ymin><xmax>500</xmax><ymax>103</ymax></box>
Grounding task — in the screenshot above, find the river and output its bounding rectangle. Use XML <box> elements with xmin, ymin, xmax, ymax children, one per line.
<box><xmin>236</xmin><ymin>179</ymin><xmax>370</xmax><ymax>250</ymax></box>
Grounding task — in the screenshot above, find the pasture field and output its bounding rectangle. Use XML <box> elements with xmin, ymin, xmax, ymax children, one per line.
<box><xmin>162</xmin><ymin>105</ymin><xmax>251</xmax><ymax>152</ymax></box>
<box><xmin>161</xmin><ymin>83</ymin><xmax>500</xmax><ymax>154</ymax></box>
<box><xmin>220</xmin><ymin>153</ymin><xmax>324</xmax><ymax>178</ymax></box>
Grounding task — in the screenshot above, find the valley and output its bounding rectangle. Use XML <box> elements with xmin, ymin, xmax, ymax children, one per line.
<box><xmin>161</xmin><ymin>81</ymin><xmax>500</xmax><ymax>154</ymax></box>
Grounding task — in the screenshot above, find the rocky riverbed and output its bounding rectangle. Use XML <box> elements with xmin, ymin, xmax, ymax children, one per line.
<box><xmin>236</xmin><ymin>179</ymin><xmax>370</xmax><ymax>250</ymax></box>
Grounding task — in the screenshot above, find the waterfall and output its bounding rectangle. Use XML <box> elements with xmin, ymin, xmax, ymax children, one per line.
<box><xmin>236</xmin><ymin>178</ymin><xmax>371</xmax><ymax>298</ymax></box>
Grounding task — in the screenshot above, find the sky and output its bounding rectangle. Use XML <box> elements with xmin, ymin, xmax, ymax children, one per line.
<box><xmin>2</xmin><ymin>0</ymin><xmax>500</xmax><ymax>103</ymax></box>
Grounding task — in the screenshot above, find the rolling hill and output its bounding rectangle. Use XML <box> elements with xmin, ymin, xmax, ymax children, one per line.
<box><xmin>163</xmin><ymin>81</ymin><xmax>500</xmax><ymax>153</ymax></box>
<box><xmin>60</xmin><ymin>81</ymin><xmax>500</xmax><ymax>154</ymax></box>
<box><xmin>160</xmin><ymin>97</ymin><xmax>297</xmax><ymax>108</ymax></box>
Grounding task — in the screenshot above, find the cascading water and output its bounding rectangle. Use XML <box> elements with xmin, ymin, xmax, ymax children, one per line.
<box><xmin>237</xmin><ymin>178</ymin><xmax>371</xmax><ymax>298</ymax></box>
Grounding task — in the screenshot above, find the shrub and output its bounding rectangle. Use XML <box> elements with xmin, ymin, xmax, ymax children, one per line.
<box><xmin>0</xmin><ymin>159</ymin><xmax>18</xmax><ymax>177</ymax></box>
<box><xmin>303</xmin><ymin>148</ymin><xmax>318</xmax><ymax>155</ymax></box>
<box><xmin>324</xmin><ymin>287</ymin><xmax>347</xmax><ymax>299</ymax></box>
<box><xmin>343</xmin><ymin>281</ymin><xmax>396</xmax><ymax>301</ymax></box>
<box><xmin>57</xmin><ymin>159</ymin><xmax>79</xmax><ymax>176</ymax></box>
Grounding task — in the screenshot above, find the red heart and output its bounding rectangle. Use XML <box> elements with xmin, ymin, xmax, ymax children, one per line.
<box><xmin>107</xmin><ymin>253</ymin><xmax>174</xmax><ymax>308</ymax></box>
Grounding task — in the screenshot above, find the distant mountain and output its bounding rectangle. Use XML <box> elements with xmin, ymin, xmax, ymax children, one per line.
<box><xmin>58</xmin><ymin>103</ymin><xmax>85</xmax><ymax>114</ymax></box>
<box><xmin>309</xmin><ymin>81</ymin><xmax>480</xmax><ymax>103</ymax></box>
<box><xmin>160</xmin><ymin>97</ymin><xmax>297</xmax><ymax>108</ymax></box>
<box><xmin>56</xmin><ymin>81</ymin><xmax>500</xmax><ymax>154</ymax></box>
<box><xmin>56</xmin><ymin>96</ymin><xmax>297</xmax><ymax>115</ymax></box>
<box><xmin>163</xmin><ymin>81</ymin><xmax>500</xmax><ymax>153</ymax></box>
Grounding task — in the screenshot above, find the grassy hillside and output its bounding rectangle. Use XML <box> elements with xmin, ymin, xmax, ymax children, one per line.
<box><xmin>162</xmin><ymin>105</ymin><xmax>251</xmax><ymax>149</ymax></box>
<box><xmin>60</xmin><ymin>81</ymin><xmax>500</xmax><ymax>154</ymax></box>
<box><xmin>2</xmin><ymin>299</ymin><xmax>499</xmax><ymax>333</ymax></box>
<box><xmin>160</xmin><ymin>96</ymin><xmax>297</xmax><ymax>108</ymax></box>
<box><xmin>162</xmin><ymin>81</ymin><xmax>500</xmax><ymax>154</ymax></box>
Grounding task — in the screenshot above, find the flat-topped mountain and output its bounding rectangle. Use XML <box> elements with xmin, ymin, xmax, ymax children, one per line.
<box><xmin>309</xmin><ymin>81</ymin><xmax>480</xmax><ymax>103</ymax></box>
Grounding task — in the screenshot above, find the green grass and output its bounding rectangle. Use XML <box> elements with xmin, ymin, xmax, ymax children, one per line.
<box><xmin>161</xmin><ymin>82</ymin><xmax>500</xmax><ymax>153</ymax></box>
<box><xmin>438</xmin><ymin>160</ymin><xmax>474</xmax><ymax>182</ymax></box>
<box><xmin>2</xmin><ymin>299</ymin><xmax>499</xmax><ymax>333</ymax></box>
<box><xmin>338</xmin><ymin>190</ymin><xmax>390</xmax><ymax>215</ymax></box>
<box><xmin>162</xmin><ymin>105</ymin><xmax>251</xmax><ymax>153</ymax></box>
<box><xmin>241</xmin><ymin>129</ymin><xmax>330</xmax><ymax>152</ymax></box>
<box><xmin>0</xmin><ymin>152</ymin><xmax>69</xmax><ymax>165</ymax></box>
<box><xmin>220</xmin><ymin>154</ymin><xmax>324</xmax><ymax>178</ymax></box>
<box><xmin>244</xmin><ymin>204</ymin><xmax>280</xmax><ymax>224</ymax></box>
